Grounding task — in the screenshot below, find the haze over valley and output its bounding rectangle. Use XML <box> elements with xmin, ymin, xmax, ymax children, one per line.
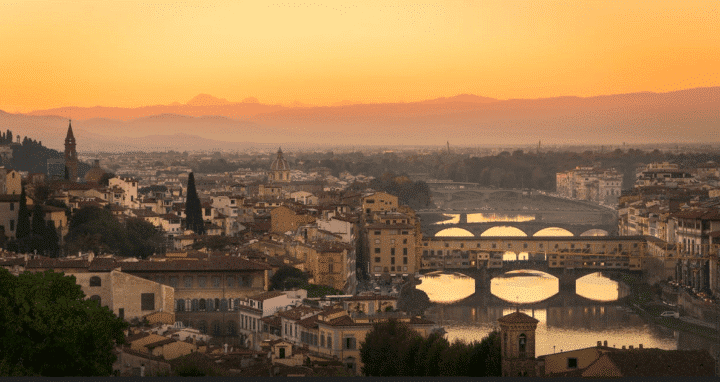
<box><xmin>1</xmin><ymin>87</ymin><xmax>718</xmax><ymax>152</ymax></box>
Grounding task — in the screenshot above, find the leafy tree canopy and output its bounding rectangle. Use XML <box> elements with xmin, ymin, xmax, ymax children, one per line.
<box><xmin>65</xmin><ymin>207</ymin><xmax>164</xmax><ymax>258</ymax></box>
<box><xmin>359</xmin><ymin>320</ymin><xmax>501</xmax><ymax>377</ymax></box>
<box><xmin>269</xmin><ymin>265</ymin><xmax>309</xmax><ymax>291</ymax></box>
<box><xmin>0</xmin><ymin>269</ymin><xmax>127</xmax><ymax>376</ymax></box>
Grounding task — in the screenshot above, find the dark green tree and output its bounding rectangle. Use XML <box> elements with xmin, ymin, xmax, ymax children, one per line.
<box><xmin>359</xmin><ymin>319</ymin><xmax>424</xmax><ymax>376</ymax></box>
<box><xmin>65</xmin><ymin>206</ymin><xmax>131</xmax><ymax>256</ymax></box>
<box><xmin>269</xmin><ymin>265</ymin><xmax>309</xmax><ymax>290</ymax></box>
<box><xmin>125</xmin><ymin>217</ymin><xmax>165</xmax><ymax>258</ymax></box>
<box><xmin>467</xmin><ymin>330</ymin><xmax>501</xmax><ymax>377</ymax></box>
<box><xmin>0</xmin><ymin>269</ymin><xmax>127</xmax><ymax>376</ymax></box>
<box><xmin>184</xmin><ymin>172</ymin><xmax>204</xmax><ymax>235</ymax></box>
<box><xmin>15</xmin><ymin>185</ymin><xmax>31</xmax><ymax>240</ymax></box>
<box><xmin>31</xmin><ymin>203</ymin><xmax>45</xmax><ymax>237</ymax></box>
<box><xmin>44</xmin><ymin>220</ymin><xmax>61</xmax><ymax>258</ymax></box>
<box><xmin>99</xmin><ymin>172</ymin><xmax>115</xmax><ymax>187</ymax></box>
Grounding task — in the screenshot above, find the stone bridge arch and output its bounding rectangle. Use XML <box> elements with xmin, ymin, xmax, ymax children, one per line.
<box><xmin>580</xmin><ymin>229</ymin><xmax>609</xmax><ymax>236</ymax></box>
<box><xmin>425</xmin><ymin>222</ymin><xmax>609</xmax><ymax>237</ymax></box>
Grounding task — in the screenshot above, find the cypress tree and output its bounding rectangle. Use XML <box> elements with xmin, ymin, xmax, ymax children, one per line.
<box><xmin>184</xmin><ymin>172</ymin><xmax>205</xmax><ymax>235</ymax></box>
<box><xmin>31</xmin><ymin>203</ymin><xmax>47</xmax><ymax>254</ymax></box>
<box><xmin>31</xmin><ymin>203</ymin><xmax>46</xmax><ymax>237</ymax></box>
<box><xmin>15</xmin><ymin>185</ymin><xmax>31</xmax><ymax>240</ymax></box>
<box><xmin>44</xmin><ymin>220</ymin><xmax>60</xmax><ymax>257</ymax></box>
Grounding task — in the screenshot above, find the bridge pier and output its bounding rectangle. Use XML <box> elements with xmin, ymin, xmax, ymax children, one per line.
<box><xmin>557</xmin><ymin>272</ymin><xmax>577</xmax><ymax>294</ymax></box>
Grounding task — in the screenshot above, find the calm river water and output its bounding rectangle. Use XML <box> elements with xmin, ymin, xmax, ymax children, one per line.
<box><xmin>418</xmin><ymin>222</ymin><xmax>717</xmax><ymax>356</ymax></box>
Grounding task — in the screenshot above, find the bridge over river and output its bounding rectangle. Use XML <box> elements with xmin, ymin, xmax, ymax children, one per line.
<box><xmin>427</xmin><ymin>263</ymin><xmax>642</xmax><ymax>294</ymax></box>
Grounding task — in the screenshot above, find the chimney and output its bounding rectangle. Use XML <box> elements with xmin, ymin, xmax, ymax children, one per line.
<box><xmin>604</xmin><ymin>340</ymin><xmax>608</xmax><ymax>347</ymax></box>
<box><xmin>622</xmin><ymin>346</ymin><xmax>626</xmax><ymax>349</ymax></box>
<box><xmin>639</xmin><ymin>344</ymin><xmax>643</xmax><ymax>349</ymax></box>
<box><xmin>629</xmin><ymin>345</ymin><xmax>634</xmax><ymax>349</ymax></box>
<box><xmin>597</xmin><ymin>341</ymin><xmax>602</xmax><ymax>347</ymax></box>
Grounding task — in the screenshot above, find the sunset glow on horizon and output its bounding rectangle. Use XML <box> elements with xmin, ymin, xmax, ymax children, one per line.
<box><xmin>1</xmin><ymin>0</ymin><xmax>718</xmax><ymax>113</ymax></box>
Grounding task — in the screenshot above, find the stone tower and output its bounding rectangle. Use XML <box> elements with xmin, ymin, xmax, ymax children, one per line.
<box><xmin>269</xmin><ymin>147</ymin><xmax>290</xmax><ymax>183</ymax></box>
<box><xmin>64</xmin><ymin>119</ymin><xmax>78</xmax><ymax>182</ymax></box>
<box><xmin>498</xmin><ymin>310</ymin><xmax>540</xmax><ymax>377</ymax></box>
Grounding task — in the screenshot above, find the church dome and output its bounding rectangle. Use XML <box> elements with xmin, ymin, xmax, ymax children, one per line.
<box><xmin>85</xmin><ymin>159</ymin><xmax>106</xmax><ymax>183</ymax></box>
<box><xmin>270</xmin><ymin>148</ymin><xmax>290</xmax><ymax>171</ymax></box>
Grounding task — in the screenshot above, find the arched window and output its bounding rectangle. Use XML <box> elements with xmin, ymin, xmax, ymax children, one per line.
<box><xmin>90</xmin><ymin>295</ymin><xmax>101</xmax><ymax>305</ymax></box>
<box><xmin>519</xmin><ymin>333</ymin><xmax>527</xmax><ymax>357</ymax></box>
<box><xmin>191</xmin><ymin>299</ymin><xmax>199</xmax><ymax>311</ymax></box>
<box><xmin>176</xmin><ymin>299</ymin><xmax>185</xmax><ymax>312</ymax></box>
<box><xmin>214</xmin><ymin>298</ymin><xmax>220</xmax><ymax>311</ymax></box>
<box><xmin>90</xmin><ymin>276</ymin><xmax>101</xmax><ymax>287</ymax></box>
<box><xmin>220</xmin><ymin>298</ymin><xmax>228</xmax><ymax>312</ymax></box>
<box><xmin>199</xmin><ymin>299</ymin><xmax>207</xmax><ymax>311</ymax></box>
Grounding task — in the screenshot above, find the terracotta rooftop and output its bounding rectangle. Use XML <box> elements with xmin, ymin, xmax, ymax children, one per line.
<box><xmin>497</xmin><ymin>311</ymin><xmax>540</xmax><ymax>325</ymax></box>
<box><xmin>249</xmin><ymin>290</ymin><xmax>287</xmax><ymax>301</ymax></box>
<box><xmin>277</xmin><ymin>306</ymin><xmax>321</xmax><ymax>321</ymax></box>
<box><xmin>117</xmin><ymin>257</ymin><xmax>271</xmax><ymax>272</ymax></box>
<box><xmin>26</xmin><ymin>258</ymin><xmax>89</xmax><ymax>269</ymax></box>
<box><xmin>597</xmin><ymin>349</ymin><xmax>715</xmax><ymax>377</ymax></box>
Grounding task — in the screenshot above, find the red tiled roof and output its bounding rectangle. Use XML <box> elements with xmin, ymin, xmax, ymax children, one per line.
<box><xmin>249</xmin><ymin>291</ymin><xmax>286</xmax><ymax>301</ymax></box>
<box><xmin>88</xmin><ymin>258</ymin><xmax>119</xmax><ymax>271</ymax></box>
<box><xmin>235</xmin><ymin>304</ymin><xmax>262</xmax><ymax>314</ymax></box>
<box><xmin>117</xmin><ymin>257</ymin><xmax>271</xmax><ymax>272</ymax></box>
<box><xmin>596</xmin><ymin>349</ymin><xmax>715</xmax><ymax>377</ymax></box>
<box><xmin>297</xmin><ymin>313</ymin><xmax>320</xmax><ymax>329</ymax></box>
<box><xmin>26</xmin><ymin>258</ymin><xmax>89</xmax><ymax>269</ymax></box>
<box><xmin>497</xmin><ymin>311</ymin><xmax>539</xmax><ymax>325</ymax></box>
<box><xmin>277</xmin><ymin>306</ymin><xmax>321</xmax><ymax>321</ymax></box>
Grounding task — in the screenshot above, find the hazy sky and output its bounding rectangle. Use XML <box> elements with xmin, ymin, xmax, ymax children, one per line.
<box><xmin>1</xmin><ymin>0</ymin><xmax>719</xmax><ymax>112</ymax></box>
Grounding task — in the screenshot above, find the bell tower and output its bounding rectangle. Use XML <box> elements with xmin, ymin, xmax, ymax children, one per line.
<box><xmin>498</xmin><ymin>310</ymin><xmax>539</xmax><ymax>377</ymax></box>
<box><xmin>64</xmin><ymin>119</ymin><xmax>78</xmax><ymax>182</ymax></box>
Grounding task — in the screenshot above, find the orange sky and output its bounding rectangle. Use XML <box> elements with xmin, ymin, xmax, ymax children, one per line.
<box><xmin>1</xmin><ymin>0</ymin><xmax>718</xmax><ymax>112</ymax></box>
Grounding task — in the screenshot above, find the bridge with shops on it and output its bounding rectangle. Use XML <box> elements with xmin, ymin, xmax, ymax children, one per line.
<box><xmin>423</xmin><ymin>219</ymin><xmax>616</xmax><ymax>237</ymax></box>
<box><xmin>419</xmin><ymin>235</ymin><xmax>662</xmax><ymax>293</ymax></box>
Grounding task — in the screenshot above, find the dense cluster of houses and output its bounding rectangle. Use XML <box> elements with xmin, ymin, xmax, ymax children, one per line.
<box><xmin>617</xmin><ymin>161</ymin><xmax>720</xmax><ymax>297</ymax></box>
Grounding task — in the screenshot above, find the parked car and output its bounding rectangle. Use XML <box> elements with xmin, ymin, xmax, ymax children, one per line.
<box><xmin>660</xmin><ymin>311</ymin><xmax>679</xmax><ymax>318</ymax></box>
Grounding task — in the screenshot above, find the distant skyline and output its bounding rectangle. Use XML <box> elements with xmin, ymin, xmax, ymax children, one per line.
<box><xmin>1</xmin><ymin>1</ymin><xmax>719</xmax><ymax>113</ymax></box>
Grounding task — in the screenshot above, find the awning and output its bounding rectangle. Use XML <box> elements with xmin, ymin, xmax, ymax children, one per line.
<box><xmin>403</xmin><ymin>274</ymin><xmax>408</xmax><ymax>277</ymax></box>
<box><xmin>374</xmin><ymin>274</ymin><xmax>380</xmax><ymax>277</ymax></box>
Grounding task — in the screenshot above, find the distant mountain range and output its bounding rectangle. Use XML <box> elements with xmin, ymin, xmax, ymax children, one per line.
<box><xmin>1</xmin><ymin>87</ymin><xmax>718</xmax><ymax>152</ymax></box>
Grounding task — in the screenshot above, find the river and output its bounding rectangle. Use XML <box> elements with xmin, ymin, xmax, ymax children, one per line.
<box><xmin>417</xmin><ymin>222</ymin><xmax>718</xmax><ymax>356</ymax></box>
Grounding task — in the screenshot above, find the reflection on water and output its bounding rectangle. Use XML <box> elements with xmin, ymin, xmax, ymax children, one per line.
<box><xmin>491</xmin><ymin>271</ymin><xmax>559</xmax><ymax>303</ymax></box>
<box><xmin>417</xmin><ymin>272</ymin><xmax>475</xmax><ymax>303</ymax></box>
<box><xmin>436</xmin><ymin>227</ymin><xmax>474</xmax><ymax>237</ymax></box>
<box><xmin>435</xmin><ymin>214</ymin><xmax>460</xmax><ymax>225</ymax></box>
<box><xmin>576</xmin><ymin>272</ymin><xmax>621</xmax><ymax>301</ymax></box>
<box><xmin>421</xmin><ymin>271</ymin><xmax>679</xmax><ymax>356</ymax></box>
<box><xmin>467</xmin><ymin>213</ymin><xmax>535</xmax><ymax>223</ymax></box>
<box><xmin>434</xmin><ymin>213</ymin><xmax>535</xmax><ymax>225</ymax></box>
<box><xmin>422</xmin><ymin>213</ymin><xmax>712</xmax><ymax>357</ymax></box>
<box><xmin>481</xmin><ymin>226</ymin><xmax>526</xmax><ymax>236</ymax></box>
